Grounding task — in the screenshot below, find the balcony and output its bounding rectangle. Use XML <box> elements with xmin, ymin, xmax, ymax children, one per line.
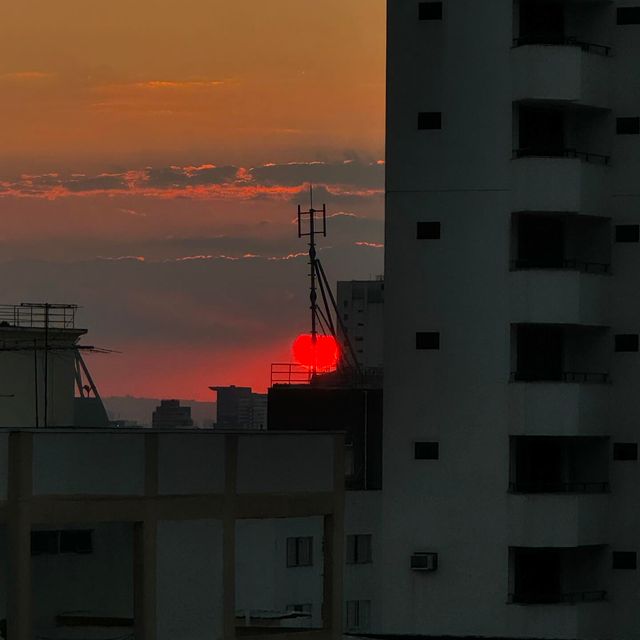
<box><xmin>509</xmin><ymin>382</ymin><xmax>610</xmax><ymax>437</ymax></box>
<box><xmin>511</xmin><ymin>156</ymin><xmax>609</xmax><ymax>215</ymax></box>
<box><xmin>508</xmin><ymin>546</ymin><xmax>608</xmax><ymax>605</ymax></box>
<box><xmin>510</xmin><ymin>270</ymin><xmax>610</xmax><ymax>326</ymax></box>
<box><xmin>512</xmin><ymin>44</ymin><xmax>611</xmax><ymax>110</ymax></box>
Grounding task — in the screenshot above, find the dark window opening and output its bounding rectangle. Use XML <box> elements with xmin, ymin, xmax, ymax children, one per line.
<box><xmin>613</xmin><ymin>442</ymin><xmax>638</xmax><ymax>461</ymax></box>
<box><xmin>418</xmin><ymin>2</ymin><xmax>443</xmax><ymax>20</ymax></box>
<box><xmin>517</xmin><ymin>216</ymin><xmax>565</xmax><ymax>269</ymax></box>
<box><xmin>613</xmin><ymin>551</ymin><xmax>637</xmax><ymax>570</ymax></box>
<box><xmin>417</xmin><ymin>221</ymin><xmax>441</xmax><ymax>240</ymax></box>
<box><xmin>415</xmin><ymin>441</ymin><xmax>439</xmax><ymax>460</ymax></box>
<box><xmin>286</xmin><ymin>536</ymin><xmax>313</xmax><ymax>568</ymax></box>
<box><xmin>617</xmin><ymin>117</ymin><xmax>640</xmax><ymax>135</ymax></box>
<box><xmin>511</xmin><ymin>437</ymin><xmax>609</xmax><ymax>493</ymax></box>
<box><xmin>418</xmin><ymin>112</ymin><xmax>442</xmax><ymax>130</ymax></box>
<box><xmin>616</xmin><ymin>225</ymin><xmax>640</xmax><ymax>243</ymax></box>
<box><xmin>519</xmin><ymin>1</ymin><xmax>565</xmax><ymax>44</ymax></box>
<box><xmin>31</xmin><ymin>531</ymin><xmax>60</xmax><ymax>556</ymax></box>
<box><xmin>518</xmin><ymin>107</ymin><xmax>565</xmax><ymax>157</ymax></box>
<box><xmin>416</xmin><ymin>332</ymin><xmax>440</xmax><ymax>350</ymax></box>
<box><xmin>513</xmin><ymin>549</ymin><xmax>562</xmax><ymax>604</ymax></box>
<box><xmin>515</xmin><ymin>325</ymin><xmax>563</xmax><ymax>382</ymax></box>
<box><xmin>617</xmin><ymin>7</ymin><xmax>640</xmax><ymax>25</ymax></box>
<box><xmin>60</xmin><ymin>530</ymin><xmax>93</xmax><ymax>554</ymax></box>
<box><xmin>615</xmin><ymin>334</ymin><xmax>639</xmax><ymax>352</ymax></box>
<box><xmin>346</xmin><ymin>534</ymin><xmax>373</xmax><ymax>565</ymax></box>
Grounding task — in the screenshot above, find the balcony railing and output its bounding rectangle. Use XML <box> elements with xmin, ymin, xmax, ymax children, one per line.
<box><xmin>0</xmin><ymin>303</ymin><xmax>78</xmax><ymax>330</ymax></box>
<box><xmin>513</xmin><ymin>148</ymin><xmax>611</xmax><ymax>165</ymax></box>
<box><xmin>509</xmin><ymin>590</ymin><xmax>607</xmax><ymax>605</ymax></box>
<box><xmin>509</xmin><ymin>481</ymin><xmax>610</xmax><ymax>493</ymax></box>
<box><xmin>511</xmin><ymin>371</ymin><xmax>610</xmax><ymax>384</ymax></box>
<box><xmin>512</xmin><ymin>36</ymin><xmax>612</xmax><ymax>57</ymax></box>
<box><xmin>510</xmin><ymin>259</ymin><xmax>610</xmax><ymax>274</ymax></box>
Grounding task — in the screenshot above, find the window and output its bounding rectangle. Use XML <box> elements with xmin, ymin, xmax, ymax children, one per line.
<box><xmin>287</xmin><ymin>536</ymin><xmax>313</xmax><ymax>567</ymax></box>
<box><xmin>418</xmin><ymin>2</ymin><xmax>443</xmax><ymax>20</ymax></box>
<box><xmin>286</xmin><ymin>603</ymin><xmax>312</xmax><ymax>617</ymax></box>
<box><xmin>31</xmin><ymin>531</ymin><xmax>60</xmax><ymax>556</ymax></box>
<box><xmin>415</xmin><ymin>442</ymin><xmax>439</xmax><ymax>460</ymax></box>
<box><xmin>343</xmin><ymin>314</ymin><xmax>349</xmax><ymax>321</ymax></box>
<box><xmin>417</xmin><ymin>221</ymin><xmax>441</xmax><ymax>240</ymax></box>
<box><xmin>355</xmin><ymin>337</ymin><xmax>364</xmax><ymax>342</ymax></box>
<box><xmin>617</xmin><ymin>7</ymin><xmax>640</xmax><ymax>24</ymax></box>
<box><xmin>60</xmin><ymin>530</ymin><xmax>93</xmax><ymax>554</ymax></box>
<box><xmin>346</xmin><ymin>534</ymin><xmax>373</xmax><ymax>565</ymax></box>
<box><xmin>616</xmin><ymin>225</ymin><xmax>640</xmax><ymax>242</ymax></box>
<box><xmin>416</xmin><ymin>332</ymin><xmax>440</xmax><ymax>350</ymax></box>
<box><xmin>31</xmin><ymin>529</ymin><xmax>93</xmax><ymax>556</ymax></box>
<box><xmin>418</xmin><ymin>112</ymin><xmax>442</xmax><ymax>130</ymax></box>
<box><xmin>410</xmin><ymin>551</ymin><xmax>438</xmax><ymax>571</ymax></box>
<box><xmin>613</xmin><ymin>442</ymin><xmax>638</xmax><ymax>461</ymax></box>
<box><xmin>615</xmin><ymin>334</ymin><xmax>639</xmax><ymax>352</ymax></box>
<box><xmin>346</xmin><ymin>600</ymin><xmax>371</xmax><ymax>631</ymax></box>
<box><xmin>345</xmin><ymin>443</ymin><xmax>355</xmax><ymax>478</ymax></box>
<box><xmin>613</xmin><ymin>551</ymin><xmax>637</xmax><ymax>570</ymax></box>
<box><xmin>617</xmin><ymin>117</ymin><xmax>640</xmax><ymax>135</ymax></box>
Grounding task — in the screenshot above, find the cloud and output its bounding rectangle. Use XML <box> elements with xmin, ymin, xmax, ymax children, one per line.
<box><xmin>0</xmin><ymin>159</ymin><xmax>384</xmax><ymax>202</ymax></box>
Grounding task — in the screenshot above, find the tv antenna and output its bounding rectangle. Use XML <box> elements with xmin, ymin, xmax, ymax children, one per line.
<box><xmin>297</xmin><ymin>185</ymin><xmax>359</xmax><ymax>373</ymax></box>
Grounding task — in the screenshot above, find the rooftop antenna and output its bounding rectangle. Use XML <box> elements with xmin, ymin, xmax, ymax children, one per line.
<box><xmin>296</xmin><ymin>184</ymin><xmax>360</xmax><ymax>375</ymax></box>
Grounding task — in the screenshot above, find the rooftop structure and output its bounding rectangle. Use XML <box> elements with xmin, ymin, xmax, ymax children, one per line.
<box><xmin>151</xmin><ymin>399</ymin><xmax>193</xmax><ymax>429</ymax></box>
<box><xmin>0</xmin><ymin>428</ymin><xmax>344</xmax><ymax>640</ymax></box>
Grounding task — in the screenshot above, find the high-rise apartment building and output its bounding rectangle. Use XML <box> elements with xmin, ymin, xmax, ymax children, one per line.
<box><xmin>383</xmin><ymin>2</ymin><xmax>640</xmax><ymax>638</ymax></box>
<box><xmin>337</xmin><ymin>279</ymin><xmax>384</xmax><ymax>371</ymax></box>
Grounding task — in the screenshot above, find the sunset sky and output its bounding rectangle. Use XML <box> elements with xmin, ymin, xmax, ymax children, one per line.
<box><xmin>0</xmin><ymin>1</ymin><xmax>386</xmax><ymax>399</ymax></box>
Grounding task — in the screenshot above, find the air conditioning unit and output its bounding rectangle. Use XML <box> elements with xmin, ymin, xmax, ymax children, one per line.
<box><xmin>410</xmin><ymin>552</ymin><xmax>438</xmax><ymax>572</ymax></box>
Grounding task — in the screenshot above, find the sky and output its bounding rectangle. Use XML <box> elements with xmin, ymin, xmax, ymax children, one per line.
<box><xmin>0</xmin><ymin>0</ymin><xmax>386</xmax><ymax>399</ymax></box>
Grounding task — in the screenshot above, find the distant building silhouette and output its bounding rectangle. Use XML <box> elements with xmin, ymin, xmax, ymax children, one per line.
<box><xmin>151</xmin><ymin>399</ymin><xmax>193</xmax><ymax>429</ymax></box>
<box><xmin>337</xmin><ymin>278</ymin><xmax>384</xmax><ymax>371</ymax></box>
<box><xmin>210</xmin><ymin>385</ymin><xmax>267</xmax><ymax>430</ymax></box>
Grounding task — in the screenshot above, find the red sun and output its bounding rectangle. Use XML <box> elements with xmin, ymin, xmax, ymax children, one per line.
<box><xmin>292</xmin><ymin>334</ymin><xmax>340</xmax><ymax>370</ymax></box>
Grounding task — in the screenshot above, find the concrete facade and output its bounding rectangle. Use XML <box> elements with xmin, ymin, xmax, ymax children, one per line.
<box><xmin>383</xmin><ymin>1</ymin><xmax>640</xmax><ymax>638</ymax></box>
<box><xmin>0</xmin><ymin>429</ymin><xmax>344</xmax><ymax>640</ymax></box>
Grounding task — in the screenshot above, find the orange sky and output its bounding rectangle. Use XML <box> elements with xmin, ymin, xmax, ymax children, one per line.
<box><xmin>0</xmin><ymin>0</ymin><xmax>385</xmax><ymax>172</ymax></box>
<box><xmin>0</xmin><ymin>1</ymin><xmax>386</xmax><ymax>401</ymax></box>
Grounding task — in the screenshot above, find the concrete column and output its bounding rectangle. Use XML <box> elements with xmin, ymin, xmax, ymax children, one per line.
<box><xmin>134</xmin><ymin>519</ymin><xmax>157</xmax><ymax>640</ymax></box>
<box><xmin>323</xmin><ymin>434</ymin><xmax>345</xmax><ymax>639</ymax></box>
<box><xmin>7</xmin><ymin>432</ymin><xmax>33</xmax><ymax>640</ymax></box>
<box><xmin>223</xmin><ymin>435</ymin><xmax>238</xmax><ymax>640</ymax></box>
<box><xmin>134</xmin><ymin>433</ymin><xmax>159</xmax><ymax>640</ymax></box>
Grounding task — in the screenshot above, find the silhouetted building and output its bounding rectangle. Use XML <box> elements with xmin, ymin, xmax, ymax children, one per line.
<box><xmin>383</xmin><ymin>2</ymin><xmax>635</xmax><ymax>639</ymax></box>
<box><xmin>268</xmin><ymin>385</ymin><xmax>382</xmax><ymax>491</ymax></box>
<box><xmin>337</xmin><ymin>279</ymin><xmax>384</xmax><ymax>371</ymax></box>
<box><xmin>151</xmin><ymin>399</ymin><xmax>193</xmax><ymax>429</ymax></box>
<box><xmin>210</xmin><ymin>385</ymin><xmax>267</xmax><ymax>430</ymax></box>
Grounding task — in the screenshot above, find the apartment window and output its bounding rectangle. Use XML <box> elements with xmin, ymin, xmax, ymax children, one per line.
<box><xmin>418</xmin><ymin>2</ymin><xmax>442</xmax><ymax>20</ymax></box>
<box><xmin>613</xmin><ymin>551</ymin><xmax>637</xmax><ymax>570</ymax></box>
<box><xmin>617</xmin><ymin>7</ymin><xmax>640</xmax><ymax>24</ymax></box>
<box><xmin>415</xmin><ymin>441</ymin><xmax>439</xmax><ymax>460</ymax></box>
<box><xmin>416</xmin><ymin>332</ymin><xmax>440</xmax><ymax>350</ymax></box>
<box><xmin>617</xmin><ymin>117</ymin><xmax>640</xmax><ymax>134</ymax></box>
<box><xmin>31</xmin><ymin>530</ymin><xmax>93</xmax><ymax>556</ymax></box>
<box><xmin>418</xmin><ymin>112</ymin><xmax>442</xmax><ymax>130</ymax></box>
<box><xmin>411</xmin><ymin>551</ymin><xmax>438</xmax><ymax>571</ymax></box>
<box><xmin>347</xmin><ymin>534</ymin><xmax>373</xmax><ymax>564</ymax></box>
<box><xmin>615</xmin><ymin>334</ymin><xmax>639</xmax><ymax>352</ymax></box>
<box><xmin>355</xmin><ymin>337</ymin><xmax>364</xmax><ymax>342</ymax></box>
<box><xmin>417</xmin><ymin>221</ymin><xmax>441</xmax><ymax>239</ymax></box>
<box><xmin>616</xmin><ymin>225</ymin><xmax>640</xmax><ymax>242</ymax></box>
<box><xmin>60</xmin><ymin>530</ymin><xmax>93</xmax><ymax>554</ymax></box>
<box><xmin>346</xmin><ymin>600</ymin><xmax>371</xmax><ymax>631</ymax></box>
<box><xmin>613</xmin><ymin>442</ymin><xmax>638</xmax><ymax>461</ymax></box>
<box><xmin>286</xmin><ymin>603</ymin><xmax>312</xmax><ymax>616</ymax></box>
<box><xmin>345</xmin><ymin>443</ymin><xmax>355</xmax><ymax>478</ymax></box>
<box><xmin>287</xmin><ymin>536</ymin><xmax>313</xmax><ymax>567</ymax></box>
<box><xmin>344</xmin><ymin>314</ymin><xmax>349</xmax><ymax>321</ymax></box>
<box><xmin>31</xmin><ymin>531</ymin><xmax>60</xmax><ymax>556</ymax></box>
